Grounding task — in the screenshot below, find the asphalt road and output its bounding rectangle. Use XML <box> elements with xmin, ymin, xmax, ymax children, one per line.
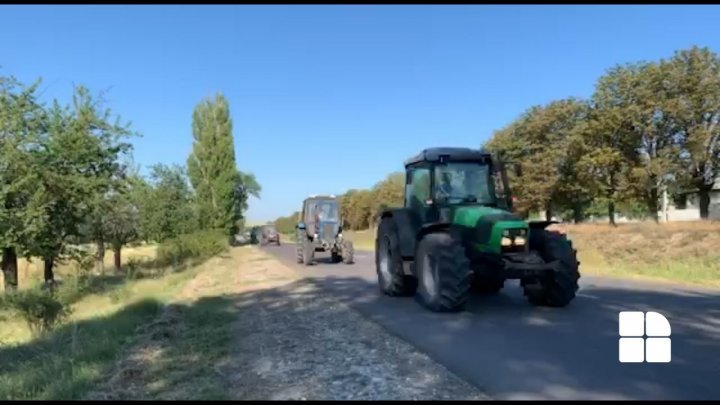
<box><xmin>260</xmin><ymin>243</ymin><xmax>720</xmax><ymax>400</ymax></box>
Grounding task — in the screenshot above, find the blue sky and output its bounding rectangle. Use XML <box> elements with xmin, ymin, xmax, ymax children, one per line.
<box><xmin>2</xmin><ymin>5</ymin><xmax>719</xmax><ymax>222</ymax></box>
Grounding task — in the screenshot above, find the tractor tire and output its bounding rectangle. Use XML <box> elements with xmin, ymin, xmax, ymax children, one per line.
<box><xmin>471</xmin><ymin>276</ymin><xmax>505</xmax><ymax>294</ymax></box>
<box><xmin>295</xmin><ymin>230</ymin><xmax>305</xmax><ymax>264</ymax></box>
<box><xmin>376</xmin><ymin>216</ymin><xmax>416</xmax><ymax>296</ymax></box>
<box><xmin>523</xmin><ymin>230</ymin><xmax>580</xmax><ymax>307</ymax></box>
<box><xmin>414</xmin><ymin>232</ymin><xmax>471</xmax><ymax>312</ymax></box>
<box><xmin>341</xmin><ymin>241</ymin><xmax>354</xmax><ymax>264</ymax></box>
<box><xmin>331</xmin><ymin>250</ymin><xmax>342</xmax><ymax>263</ymax></box>
<box><xmin>302</xmin><ymin>240</ymin><xmax>314</xmax><ymax>266</ymax></box>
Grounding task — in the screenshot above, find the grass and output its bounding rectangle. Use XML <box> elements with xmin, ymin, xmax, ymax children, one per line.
<box><xmin>0</xmin><ymin>242</ymin><xmax>232</xmax><ymax>400</ymax></box>
<box><xmin>552</xmin><ymin>221</ymin><xmax>720</xmax><ymax>288</ymax></box>
<box><xmin>339</xmin><ymin>221</ymin><xmax>720</xmax><ymax>289</ymax></box>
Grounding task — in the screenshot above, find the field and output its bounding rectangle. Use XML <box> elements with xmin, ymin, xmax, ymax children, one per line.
<box><xmin>338</xmin><ymin>221</ymin><xmax>720</xmax><ymax>289</ymax></box>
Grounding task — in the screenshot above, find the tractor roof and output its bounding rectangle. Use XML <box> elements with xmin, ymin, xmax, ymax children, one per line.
<box><xmin>404</xmin><ymin>147</ymin><xmax>492</xmax><ymax>167</ymax></box>
<box><xmin>303</xmin><ymin>195</ymin><xmax>339</xmax><ymax>202</ymax></box>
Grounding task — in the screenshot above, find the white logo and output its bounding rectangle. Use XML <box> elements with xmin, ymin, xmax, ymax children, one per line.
<box><xmin>618</xmin><ymin>311</ymin><xmax>671</xmax><ymax>363</ymax></box>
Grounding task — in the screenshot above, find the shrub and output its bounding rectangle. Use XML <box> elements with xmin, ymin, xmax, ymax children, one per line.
<box><xmin>156</xmin><ymin>230</ymin><xmax>227</xmax><ymax>268</ymax></box>
<box><xmin>4</xmin><ymin>287</ymin><xmax>72</xmax><ymax>336</ymax></box>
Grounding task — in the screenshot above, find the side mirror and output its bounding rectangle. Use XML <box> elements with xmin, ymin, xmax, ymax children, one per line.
<box><xmin>514</xmin><ymin>163</ymin><xmax>523</xmax><ymax>177</ymax></box>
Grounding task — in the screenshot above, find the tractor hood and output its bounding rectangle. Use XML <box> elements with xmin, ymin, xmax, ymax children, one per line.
<box><xmin>451</xmin><ymin>206</ymin><xmax>529</xmax><ymax>253</ymax></box>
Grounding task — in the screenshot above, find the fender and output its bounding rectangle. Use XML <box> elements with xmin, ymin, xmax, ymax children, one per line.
<box><xmin>527</xmin><ymin>220</ymin><xmax>558</xmax><ymax>230</ymax></box>
<box><xmin>378</xmin><ymin>208</ymin><xmax>422</xmax><ymax>259</ymax></box>
<box><xmin>417</xmin><ymin>222</ymin><xmax>452</xmax><ymax>241</ymax></box>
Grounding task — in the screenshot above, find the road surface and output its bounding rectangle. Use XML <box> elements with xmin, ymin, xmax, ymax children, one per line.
<box><xmin>260</xmin><ymin>243</ymin><xmax>720</xmax><ymax>400</ymax></box>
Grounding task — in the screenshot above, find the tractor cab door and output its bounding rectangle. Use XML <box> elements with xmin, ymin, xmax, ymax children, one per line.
<box><xmin>404</xmin><ymin>164</ymin><xmax>433</xmax><ymax>223</ymax></box>
<box><xmin>491</xmin><ymin>159</ymin><xmax>513</xmax><ymax>212</ymax></box>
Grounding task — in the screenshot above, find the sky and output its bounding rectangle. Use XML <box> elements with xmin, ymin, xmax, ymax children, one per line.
<box><xmin>2</xmin><ymin>5</ymin><xmax>720</xmax><ymax>222</ymax></box>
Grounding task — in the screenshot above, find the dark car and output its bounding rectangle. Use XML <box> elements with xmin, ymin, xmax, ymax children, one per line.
<box><xmin>260</xmin><ymin>225</ymin><xmax>281</xmax><ymax>246</ymax></box>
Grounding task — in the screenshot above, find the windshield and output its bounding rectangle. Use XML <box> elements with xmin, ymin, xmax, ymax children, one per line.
<box><xmin>313</xmin><ymin>200</ymin><xmax>339</xmax><ymax>222</ymax></box>
<box><xmin>434</xmin><ymin>162</ymin><xmax>495</xmax><ymax>205</ymax></box>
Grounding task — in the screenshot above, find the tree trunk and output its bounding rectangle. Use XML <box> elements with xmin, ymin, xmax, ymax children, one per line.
<box><xmin>647</xmin><ymin>188</ymin><xmax>659</xmax><ymax>223</ymax></box>
<box><xmin>545</xmin><ymin>203</ymin><xmax>553</xmax><ymax>221</ymax></box>
<box><xmin>113</xmin><ymin>245</ymin><xmax>122</xmax><ymax>273</ymax></box>
<box><xmin>698</xmin><ymin>186</ymin><xmax>711</xmax><ymax>220</ymax></box>
<box><xmin>43</xmin><ymin>255</ymin><xmax>55</xmax><ymax>284</ymax></box>
<box><xmin>96</xmin><ymin>240</ymin><xmax>105</xmax><ymax>275</ymax></box>
<box><xmin>608</xmin><ymin>200</ymin><xmax>617</xmax><ymax>227</ymax></box>
<box><xmin>2</xmin><ymin>247</ymin><xmax>19</xmax><ymax>292</ymax></box>
<box><xmin>573</xmin><ymin>201</ymin><xmax>584</xmax><ymax>224</ymax></box>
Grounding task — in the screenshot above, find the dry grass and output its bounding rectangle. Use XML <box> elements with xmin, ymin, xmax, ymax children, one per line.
<box><xmin>343</xmin><ymin>221</ymin><xmax>720</xmax><ymax>288</ymax></box>
<box><xmin>550</xmin><ymin>221</ymin><xmax>720</xmax><ymax>287</ymax></box>
<box><xmin>1</xmin><ymin>244</ymin><xmax>158</xmax><ymax>291</ymax></box>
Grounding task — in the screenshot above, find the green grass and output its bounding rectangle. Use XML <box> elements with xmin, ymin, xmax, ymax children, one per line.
<box><xmin>137</xmin><ymin>296</ymin><xmax>237</xmax><ymax>400</ymax></box>
<box><xmin>0</xmin><ymin>299</ymin><xmax>163</xmax><ymax>400</ymax></box>
<box><xmin>0</xmin><ymin>249</ymin><xmax>219</xmax><ymax>400</ymax></box>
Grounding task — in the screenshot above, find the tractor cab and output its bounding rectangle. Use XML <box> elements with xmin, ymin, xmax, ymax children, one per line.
<box><xmin>402</xmin><ymin>147</ymin><xmax>520</xmax><ymax>224</ymax></box>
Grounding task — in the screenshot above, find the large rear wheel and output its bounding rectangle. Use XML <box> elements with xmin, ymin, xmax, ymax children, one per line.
<box><xmin>414</xmin><ymin>232</ymin><xmax>471</xmax><ymax>312</ymax></box>
<box><xmin>375</xmin><ymin>216</ymin><xmax>416</xmax><ymax>296</ymax></box>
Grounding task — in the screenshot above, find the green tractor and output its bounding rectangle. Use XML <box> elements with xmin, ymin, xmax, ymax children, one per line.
<box><xmin>375</xmin><ymin>147</ymin><xmax>580</xmax><ymax>312</ymax></box>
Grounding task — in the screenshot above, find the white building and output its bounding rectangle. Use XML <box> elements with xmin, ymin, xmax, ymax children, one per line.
<box><xmin>659</xmin><ymin>177</ymin><xmax>720</xmax><ymax>222</ymax></box>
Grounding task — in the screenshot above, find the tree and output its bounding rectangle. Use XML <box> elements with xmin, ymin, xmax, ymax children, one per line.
<box><xmin>605</xmin><ymin>62</ymin><xmax>682</xmax><ymax>222</ymax></box>
<box><xmin>0</xmin><ymin>76</ymin><xmax>46</xmax><ymax>291</ymax></box>
<box><xmin>662</xmin><ymin>46</ymin><xmax>720</xmax><ymax>219</ymax></box>
<box><xmin>137</xmin><ymin>164</ymin><xmax>196</xmax><ymax>243</ymax></box>
<box><xmin>104</xmin><ymin>177</ymin><xmax>142</xmax><ymax>272</ymax></box>
<box><xmin>577</xmin><ymin>73</ymin><xmax>642</xmax><ymax>225</ymax></box>
<box><xmin>27</xmin><ymin>87</ymin><xmax>133</xmax><ymax>283</ymax></box>
<box><xmin>485</xmin><ymin>98</ymin><xmax>590</xmax><ymax>219</ymax></box>
<box><xmin>187</xmin><ymin>93</ymin><xmax>240</xmax><ymax>237</ymax></box>
<box><xmin>233</xmin><ymin>170</ymin><xmax>261</xmax><ymax>233</ymax></box>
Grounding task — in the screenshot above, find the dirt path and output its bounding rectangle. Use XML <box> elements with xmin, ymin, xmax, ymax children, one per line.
<box><xmin>87</xmin><ymin>246</ymin><xmax>489</xmax><ymax>400</ymax></box>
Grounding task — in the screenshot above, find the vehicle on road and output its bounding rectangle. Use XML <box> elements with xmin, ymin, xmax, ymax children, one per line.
<box><xmin>260</xmin><ymin>224</ymin><xmax>281</xmax><ymax>246</ymax></box>
<box><xmin>375</xmin><ymin>147</ymin><xmax>580</xmax><ymax>312</ymax></box>
<box><xmin>296</xmin><ymin>195</ymin><xmax>354</xmax><ymax>265</ymax></box>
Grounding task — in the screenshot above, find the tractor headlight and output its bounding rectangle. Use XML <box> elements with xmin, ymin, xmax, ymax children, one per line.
<box><xmin>501</xmin><ymin>237</ymin><xmax>513</xmax><ymax>247</ymax></box>
<box><xmin>314</xmin><ymin>233</ymin><xmax>318</xmax><ymax>240</ymax></box>
<box><xmin>338</xmin><ymin>233</ymin><xmax>343</xmax><ymax>240</ymax></box>
<box><xmin>514</xmin><ymin>236</ymin><xmax>526</xmax><ymax>246</ymax></box>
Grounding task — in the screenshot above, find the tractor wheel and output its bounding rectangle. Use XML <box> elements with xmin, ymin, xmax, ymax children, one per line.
<box><xmin>341</xmin><ymin>241</ymin><xmax>354</xmax><ymax>264</ymax></box>
<box><xmin>295</xmin><ymin>230</ymin><xmax>304</xmax><ymax>264</ymax></box>
<box><xmin>376</xmin><ymin>216</ymin><xmax>416</xmax><ymax>296</ymax></box>
<box><xmin>471</xmin><ymin>276</ymin><xmax>505</xmax><ymax>294</ymax></box>
<box><xmin>414</xmin><ymin>232</ymin><xmax>471</xmax><ymax>312</ymax></box>
<box><xmin>331</xmin><ymin>249</ymin><xmax>342</xmax><ymax>263</ymax></box>
<box><xmin>523</xmin><ymin>230</ymin><xmax>580</xmax><ymax>307</ymax></box>
<box><xmin>302</xmin><ymin>239</ymin><xmax>314</xmax><ymax>266</ymax></box>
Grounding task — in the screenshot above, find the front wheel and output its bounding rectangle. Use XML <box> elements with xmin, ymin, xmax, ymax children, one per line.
<box><xmin>523</xmin><ymin>230</ymin><xmax>580</xmax><ymax>307</ymax></box>
<box><xmin>414</xmin><ymin>232</ymin><xmax>471</xmax><ymax>312</ymax></box>
<box><xmin>341</xmin><ymin>241</ymin><xmax>354</xmax><ymax>264</ymax></box>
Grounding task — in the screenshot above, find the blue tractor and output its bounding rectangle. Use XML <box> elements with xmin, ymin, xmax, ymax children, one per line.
<box><xmin>296</xmin><ymin>195</ymin><xmax>354</xmax><ymax>265</ymax></box>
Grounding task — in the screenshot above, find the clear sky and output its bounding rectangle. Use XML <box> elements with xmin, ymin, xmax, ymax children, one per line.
<box><xmin>1</xmin><ymin>5</ymin><xmax>719</xmax><ymax>222</ymax></box>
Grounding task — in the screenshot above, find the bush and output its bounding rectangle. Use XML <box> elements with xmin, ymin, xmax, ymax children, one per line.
<box><xmin>156</xmin><ymin>230</ymin><xmax>227</xmax><ymax>268</ymax></box>
<box><xmin>4</xmin><ymin>287</ymin><xmax>72</xmax><ymax>336</ymax></box>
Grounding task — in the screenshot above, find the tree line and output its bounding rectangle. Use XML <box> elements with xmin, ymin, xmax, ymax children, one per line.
<box><xmin>1</xmin><ymin>75</ymin><xmax>259</xmax><ymax>292</ymax></box>
<box><xmin>273</xmin><ymin>45</ymin><xmax>719</xmax><ymax>229</ymax></box>
<box><xmin>486</xmin><ymin>45</ymin><xmax>719</xmax><ymax>224</ymax></box>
